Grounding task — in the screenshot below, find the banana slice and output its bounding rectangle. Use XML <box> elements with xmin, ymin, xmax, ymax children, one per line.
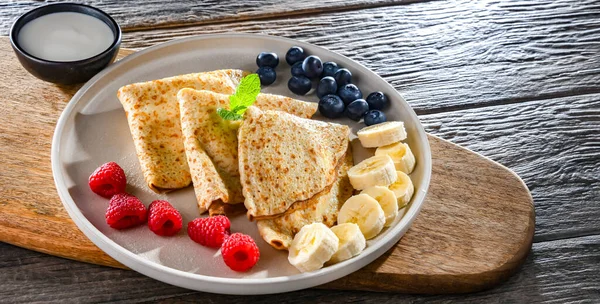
<box><xmin>375</xmin><ymin>142</ymin><xmax>416</xmax><ymax>174</ymax></box>
<box><xmin>357</xmin><ymin>121</ymin><xmax>407</xmax><ymax>148</ymax></box>
<box><xmin>329</xmin><ymin>223</ymin><xmax>366</xmax><ymax>264</ymax></box>
<box><xmin>288</xmin><ymin>223</ymin><xmax>339</xmax><ymax>273</ymax></box>
<box><xmin>361</xmin><ymin>186</ymin><xmax>398</xmax><ymax>227</ymax></box>
<box><xmin>389</xmin><ymin>171</ymin><xmax>414</xmax><ymax>207</ymax></box>
<box><xmin>348</xmin><ymin>155</ymin><xmax>397</xmax><ymax>190</ymax></box>
<box><xmin>338</xmin><ymin>194</ymin><xmax>385</xmax><ymax>239</ymax></box>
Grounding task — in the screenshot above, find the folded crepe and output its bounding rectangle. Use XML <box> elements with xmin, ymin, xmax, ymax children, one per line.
<box><xmin>208</xmin><ymin>201</ymin><xmax>248</xmax><ymax>217</ymax></box>
<box><xmin>257</xmin><ymin>150</ymin><xmax>354</xmax><ymax>250</ymax></box>
<box><xmin>177</xmin><ymin>89</ymin><xmax>319</xmax><ymax>213</ymax></box>
<box><xmin>117</xmin><ymin>69</ymin><xmax>246</xmax><ymax>192</ymax></box>
<box><xmin>238</xmin><ymin>106</ymin><xmax>350</xmax><ymax>220</ymax></box>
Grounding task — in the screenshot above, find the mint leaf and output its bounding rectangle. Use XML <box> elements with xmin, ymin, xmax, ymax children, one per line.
<box><xmin>229</xmin><ymin>94</ymin><xmax>242</xmax><ymax>110</ymax></box>
<box><xmin>233</xmin><ymin>73</ymin><xmax>261</xmax><ymax>108</ymax></box>
<box><xmin>219</xmin><ymin>73</ymin><xmax>261</xmax><ymax>121</ymax></box>
<box><xmin>231</xmin><ymin>105</ymin><xmax>247</xmax><ymax>113</ymax></box>
<box><xmin>217</xmin><ymin>108</ymin><xmax>243</xmax><ymax>121</ymax></box>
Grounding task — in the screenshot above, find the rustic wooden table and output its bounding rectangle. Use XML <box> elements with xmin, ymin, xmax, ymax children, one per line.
<box><xmin>1</xmin><ymin>0</ymin><xmax>599</xmax><ymax>303</ymax></box>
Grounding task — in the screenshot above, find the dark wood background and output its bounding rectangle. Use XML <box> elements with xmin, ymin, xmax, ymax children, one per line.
<box><xmin>1</xmin><ymin>0</ymin><xmax>599</xmax><ymax>302</ymax></box>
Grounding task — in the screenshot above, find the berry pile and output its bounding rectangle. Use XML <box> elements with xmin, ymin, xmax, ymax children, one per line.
<box><xmin>88</xmin><ymin>162</ymin><xmax>260</xmax><ymax>272</ymax></box>
<box><xmin>255</xmin><ymin>52</ymin><xmax>279</xmax><ymax>85</ymax></box>
<box><xmin>188</xmin><ymin>215</ymin><xmax>260</xmax><ymax>272</ymax></box>
<box><xmin>255</xmin><ymin>46</ymin><xmax>390</xmax><ymax>126</ymax></box>
<box><xmin>89</xmin><ymin>162</ymin><xmax>182</xmax><ymax>235</ymax></box>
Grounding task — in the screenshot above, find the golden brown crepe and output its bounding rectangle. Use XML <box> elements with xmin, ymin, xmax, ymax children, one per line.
<box><xmin>117</xmin><ymin>69</ymin><xmax>246</xmax><ymax>192</ymax></box>
<box><xmin>256</xmin><ymin>150</ymin><xmax>354</xmax><ymax>250</ymax></box>
<box><xmin>208</xmin><ymin>201</ymin><xmax>248</xmax><ymax>217</ymax></box>
<box><xmin>238</xmin><ymin>106</ymin><xmax>350</xmax><ymax>220</ymax></box>
<box><xmin>177</xmin><ymin>89</ymin><xmax>318</xmax><ymax>213</ymax></box>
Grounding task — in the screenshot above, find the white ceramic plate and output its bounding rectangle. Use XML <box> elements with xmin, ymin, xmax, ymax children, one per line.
<box><xmin>51</xmin><ymin>34</ymin><xmax>431</xmax><ymax>295</ymax></box>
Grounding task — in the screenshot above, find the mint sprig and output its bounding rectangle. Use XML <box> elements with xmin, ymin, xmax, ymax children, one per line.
<box><xmin>217</xmin><ymin>74</ymin><xmax>261</xmax><ymax>120</ymax></box>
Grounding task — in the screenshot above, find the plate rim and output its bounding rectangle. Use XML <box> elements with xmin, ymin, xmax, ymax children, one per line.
<box><xmin>51</xmin><ymin>33</ymin><xmax>432</xmax><ymax>294</ymax></box>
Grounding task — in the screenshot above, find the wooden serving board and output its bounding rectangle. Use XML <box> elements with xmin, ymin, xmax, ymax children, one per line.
<box><xmin>0</xmin><ymin>37</ymin><xmax>534</xmax><ymax>294</ymax></box>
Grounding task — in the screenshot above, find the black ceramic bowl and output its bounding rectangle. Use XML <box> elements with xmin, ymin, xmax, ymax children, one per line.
<box><xmin>9</xmin><ymin>3</ymin><xmax>121</xmax><ymax>85</ymax></box>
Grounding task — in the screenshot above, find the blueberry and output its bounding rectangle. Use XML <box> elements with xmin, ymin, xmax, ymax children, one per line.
<box><xmin>291</xmin><ymin>62</ymin><xmax>304</xmax><ymax>77</ymax></box>
<box><xmin>345</xmin><ymin>99</ymin><xmax>369</xmax><ymax>121</ymax></box>
<box><xmin>317</xmin><ymin>76</ymin><xmax>337</xmax><ymax>98</ymax></box>
<box><xmin>322</xmin><ymin>62</ymin><xmax>339</xmax><ymax>78</ymax></box>
<box><xmin>288</xmin><ymin>76</ymin><xmax>312</xmax><ymax>95</ymax></box>
<box><xmin>256</xmin><ymin>66</ymin><xmax>276</xmax><ymax>86</ymax></box>
<box><xmin>285</xmin><ymin>46</ymin><xmax>306</xmax><ymax>65</ymax></box>
<box><xmin>364</xmin><ymin>110</ymin><xmax>387</xmax><ymax>126</ymax></box>
<box><xmin>256</xmin><ymin>52</ymin><xmax>279</xmax><ymax>68</ymax></box>
<box><xmin>337</xmin><ymin>84</ymin><xmax>363</xmax><ymax>105</ymax></box>
<box><xmin>366</xmin><ymin>91</ymin><xmax>389</xmax><ymax>110</ymax></box>
<box><xmin>318</xmin><ymin>94</ymin><xmax>345</xmax><ymax>118</ymax></box>
<box><xmin>302</xmin><ymin>55</ymin><xmax>323</xmax><ymax>79</ymax></box>
<box><xmin>334</xmin><ymin>68</ymin><xmax>352</xmax><ymax>87</ymax></box>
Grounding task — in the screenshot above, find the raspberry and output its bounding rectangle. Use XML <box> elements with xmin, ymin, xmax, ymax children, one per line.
<box><xmin>148</xmin><ymin>200</ymin><xmax>182</xmax><ymax>236</ymax></box>
<box><xmin>221</xmin><ymin>233</ymin><xmax>260</xmax><ymax>272</ymax></box>
<box><xmin>105</xmin><ymin>193</ymin><xmax>147</xmax><ymax>229</ymax></box>
<box><xmin>212</xmin><ymin>214</ymin><xmax>230</xmax><ymax>227</ymax></box>
<box><xmin>89</xmin><ymin>162</ymin><xmax>127</xmax><ymax>198</ymax></box>
<box><xmin>188</xmin><ymin>215</ymin><xmax>231</xmax><ymax>248</ymax></box>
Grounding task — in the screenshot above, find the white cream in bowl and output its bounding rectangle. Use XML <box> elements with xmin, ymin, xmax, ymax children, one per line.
<box><xmin>18</xmin><ymin>12</ymin><xmax>114</xmax><ymax>62</ymax></box>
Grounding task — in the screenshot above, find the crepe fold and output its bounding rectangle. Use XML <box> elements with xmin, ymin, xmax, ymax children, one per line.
<box><xmin>238</xmin><ymin>106</ymin><xmax>350</xmax><ymax>220</ymax></box>
<box><xmin>256</xmin><ymin>150</ymin><xmax>354</xmax><ymax>250</ymax></box>
<box><xmin>177</xmin><ymin>89</ymin><xmax>318</xmax><ymax>214</ymax></box>
<box><xmin>117</xmin><ymin>69</ymin><xmax>247</xmax><ymax>192</ymax></box>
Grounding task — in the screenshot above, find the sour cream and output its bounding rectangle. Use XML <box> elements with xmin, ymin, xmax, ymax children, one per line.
<box><xmin>17</xmin><ymin>12</ymin><xmax>114</xmax><ymax>62</ymax></box>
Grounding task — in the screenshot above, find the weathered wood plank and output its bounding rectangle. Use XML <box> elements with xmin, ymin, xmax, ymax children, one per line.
<box><xmin>0</xmin><ymin>0</ymin><xmax>418</xmax><ymax>35</ymax></box>
<box><xmin>421</xmin><ymin>94</ymin><xmax>600</xmax><ymax>240</ymax></box>
<box><xmin>1</xmin><ymin>235</ymin><xmax>597</xmax><ymax>303</ymax></box>
<box><xmin>120</xmin><ymin>0</ymin><xmax>600</xmax><ymax>112</ymax></box>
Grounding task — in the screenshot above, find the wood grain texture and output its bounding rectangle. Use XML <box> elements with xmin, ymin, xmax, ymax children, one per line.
<box><xmin>112</xmin><ymin>0</ymin><xmax>600</xmax><ymax>239</ymax></box>
<box><xmin>0</xmin><ymin>40</ymin><xmax>534</xmax><ymax>293</ymax></box>
<box><xmin>0</xmin><ymin>0</ymin><xmax>416</xmax><ymax>35</ymax></box>
<box><xmin>420</xmin><ymin>95</ymin><xmax>600</xmax><ymax>241</ymax></box>
<box><xmin>0</xmin><ymin>0</ymin><xmax>595</xmax><ymax>300</ymax></box>
<box><xmin>1</xmin><ymin>235</ymin><xmax>597</xmax><ymax>303</ymax></box>
<box><xmin>119</xmin><ymin>0</ymin><xmax>600</xmax><ymax>113</ymax></box>
<box><xmin>0</xmin><ymin>45</ymin><xmax>134</xmax><ymax>269</ymax></box>
<box><xmin>324</xmin><ymin>134</ymin><xmax>534</xmax><ymax>293</ymax></box>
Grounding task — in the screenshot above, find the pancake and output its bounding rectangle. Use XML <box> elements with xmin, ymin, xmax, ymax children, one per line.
<box><xmin>208</xmin><ymin>201</ymin><xmax>248</xmax><ymax>217</ymax></box>
<box><xmin>257</xmin><ymin>150</ymin><xmax>354</xmax><ymax>250</ymax></box>
<box><xmin>117</xmin><ymin>69</ymin><xmax>246</xmax><ymax>192</ymax></box>
<box><xmin>177</xmin><ymin>89</ymin><xmax>318</xmax><ymax>213</ymax></box>
<box><xmin>238</xmin><ymin>106</ymin><xmax>350</xmax><ymax>220</ymax></box>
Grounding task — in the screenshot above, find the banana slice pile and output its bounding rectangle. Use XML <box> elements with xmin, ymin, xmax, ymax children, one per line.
<box><xmin>352</xmin><ymin>121</ymin><xmax>416</xmax><ymax>209</ymax></box>
<box><xmin>288</xmin><ymin>120</ymin><xmax>417</xmax><ymax>273</ymax></box>
<box><xmin>288</xmin><ymin>222</ymin><xmax>366</xmax><ymax>272</ymax></box>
